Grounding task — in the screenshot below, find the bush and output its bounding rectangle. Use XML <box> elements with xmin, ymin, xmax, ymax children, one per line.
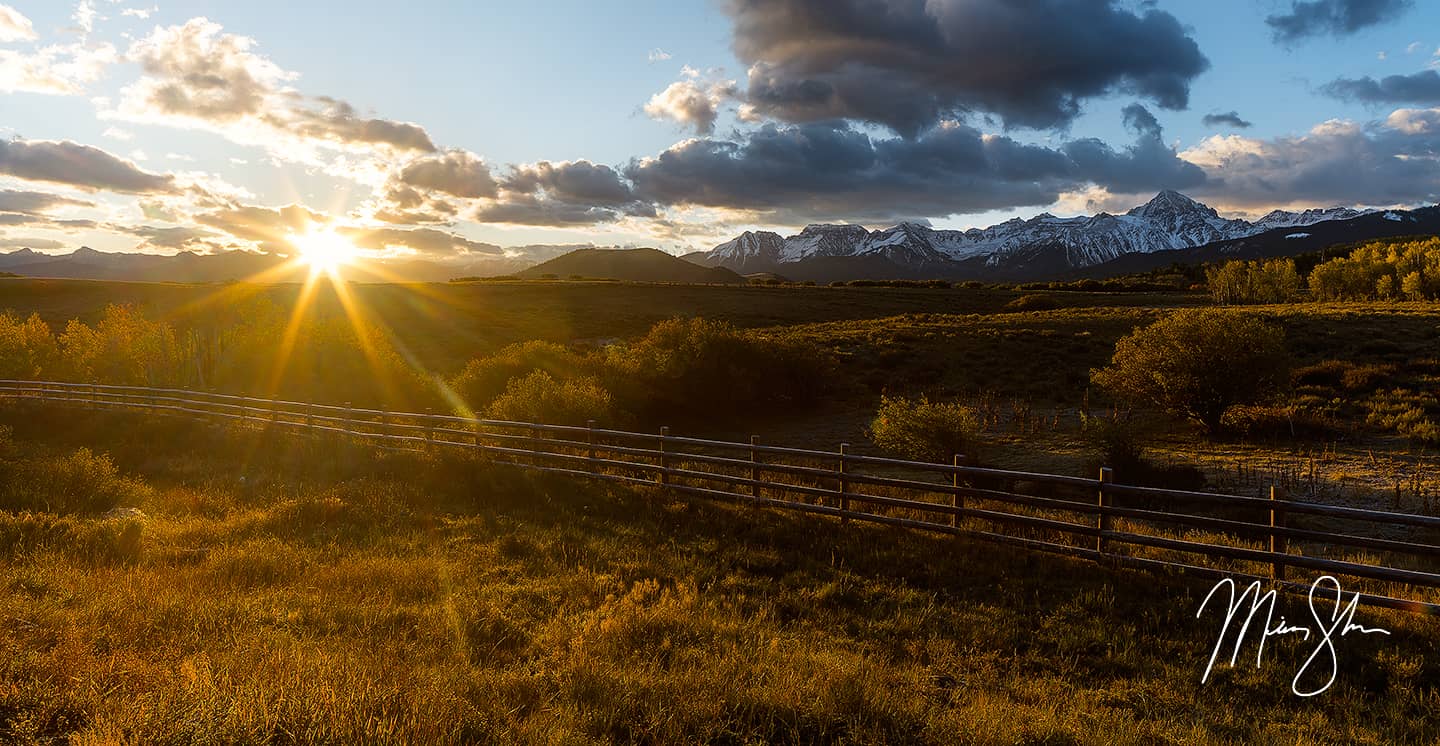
<box><xmin>451</xmin><ymin>341</ymin><xmax>591</xmax><ymax>410</ymax></box>
<box><xmin>0</xmin><ymin>446</ymin><xmax>150</xmax><ymax>515</ymax></box>
<box><xmin>1091</xmin><ymin>309</ymin><xmax>1291</xmax><ymax>433</ymax></box>
<box><xmin>868</xmin><ymin>395</ymin><xmax>981</xmax><ymax>463</ymax></box>
<box><xmin>485</xmin><ymin>371</ymin><xmax>614</xmax><ymax>426</ymax></box>
<box><xmin>604</xmin><ymin>318</ymin><xmax>833</xmax><ymax>425</ymax></box>
<box><xmin>1003</xmin><ymin>294</ymin><xmax>1060</xmax><ymax>312</ymax></box>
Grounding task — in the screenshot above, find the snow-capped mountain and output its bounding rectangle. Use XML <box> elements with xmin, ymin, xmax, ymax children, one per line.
<box><xmin>699</xmin><ymin>191</ymin><xmax>1381</xmax><ymax>278</ymax></box>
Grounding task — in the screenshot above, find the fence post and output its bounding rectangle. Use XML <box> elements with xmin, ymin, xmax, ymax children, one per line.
<box><xmin>750</xmin><ymin>435</ymin><xmax>760</xmax><ymax>503</ymax></box>
<box><xmin>951</xmin><ymin>454</ymin><xmax>964</xmax><ymax>528</ymax></box>
<box><xmin>345</xmin><ymin>401</ymin><xmax>356</xmax><ymax>460</ymax></box>
<box><xmin>305</xmin><ymin>402</ymin><xmax>314</xmax><ymax>438</ymax></box>
<box><xmin>587</xmin><ymin>419</ymin><xmax>596</xmax><ymax>473</ymax></box>
<box><xmin>659</xmin><ymin>427</ymin><xmax>670</xmax><ymax>486</ymax></box>
<box><xmin>1270</xmin><ymin>485</ymin><xmax>1287</xmax><ymax>582</ymax></box>
<box><xmin>1096</xmin><ymin>467</ymin><xmax>1113</xmax><ymax>556</ymax></box>
<box><xmin>839</xmin><ymin>443</ymin><xmax>850</xmax><ymax>522</ymax></box>
<box><xmin>89</xmin><ymin>384</ymin><xmax>97</xmax><ymax>411</ymax></box>
<box><xmin>424</xmin><ymin>408</ymin><xmax>434</xmax><ymax>449</ymax></box>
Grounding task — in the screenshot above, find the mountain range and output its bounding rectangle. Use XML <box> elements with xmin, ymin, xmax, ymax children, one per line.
<box><xmin>691</xmin><ymin>191</ymin><xmax>1418</xmax><ymax>281</ymax></box>
<box><xmin>1</xmin><ymin>191</ymin><xmax>1435</xmax><ymax>284</ymax></box>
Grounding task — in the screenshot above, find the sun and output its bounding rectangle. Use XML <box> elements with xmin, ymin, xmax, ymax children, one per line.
<box><xmin>290</xmin><ymin>228</ymin><xmax>357</xmax><ymax>274</ymax></box>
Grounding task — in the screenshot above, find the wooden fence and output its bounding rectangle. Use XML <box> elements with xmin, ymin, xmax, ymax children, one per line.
<box><xmin>3</xmin><ymin>379</ymin><xmax>1439</xmax><ymax>615</ymax></box>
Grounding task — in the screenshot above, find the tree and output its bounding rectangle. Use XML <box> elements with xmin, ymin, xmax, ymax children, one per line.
<box><xmin>868</xmin><ymin>395</ymin><xmax>982</xmax><ymax>463</ymax></box>
<box><xmin>1091</xmin><ymin>309</ymin><xmax>1290</xmax><ymax>433</ymax></box>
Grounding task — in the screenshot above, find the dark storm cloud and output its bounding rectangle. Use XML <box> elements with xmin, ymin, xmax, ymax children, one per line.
<box><xmin>469</xmin><ymin>160</ymin><xmax>656</xmax><ymax>227</ymax></box>
<box><xmin>625</xmin><ymin>115</ymin><xmax>1205</xmax><ymax>221</ymax></box>
<box><xmin>1063</xmin><ymin>105</ymin><xmax>1208</xmax><ymax>194</ymax></box>
<box><xmin>1202</xmin><ymin>111</ymin><xmax>1254</xmax><ymax>128</ymax></box>
<box><xmin>1265</xmin><ymin>0</ymin><xmax>1412</xmax><ymax>43</ymax></box>
<box><xmin>726</xmin><ymin>0</ymin><xmax>1209</xmax><ymax>135</ymax></box>
<box><xmin>0</xmin><ymin>138</ymin><xmax>176</xmax><ymax>194</ymax></box>
<box><xmin>1321</xmin><ymin>70</ymin><xmax>1440</xmax><ymax>105</ymax></box>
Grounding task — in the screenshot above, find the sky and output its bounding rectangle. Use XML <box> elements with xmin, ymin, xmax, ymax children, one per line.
<box><xmin>1</xmin><ymin>0</ymin><xmax>1439</xmax><ymax>268</ymax></box>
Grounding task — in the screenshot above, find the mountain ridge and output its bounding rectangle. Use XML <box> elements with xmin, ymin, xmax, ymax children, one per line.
<box><xmin>696</xmin><ymin>191</ymin><xmax>1399</xmax><ymax>280</ymax></box>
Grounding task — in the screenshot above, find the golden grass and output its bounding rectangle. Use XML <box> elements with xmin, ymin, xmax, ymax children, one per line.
<box><xmin>1</xmin><ymin>410</ymin><xmax>1438</xmax><ymax>744</ymax></box>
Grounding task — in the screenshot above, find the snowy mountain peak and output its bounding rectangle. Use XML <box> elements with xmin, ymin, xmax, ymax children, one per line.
<box><xmin>1127</xmin><ymin>189</ymin><xmax>1218</xmax><ymax>221</ymax></box>
<box><xmin>702</xmin><ymin>191</ymin><xmax>1378</xmax><ymax>276</ymax></box>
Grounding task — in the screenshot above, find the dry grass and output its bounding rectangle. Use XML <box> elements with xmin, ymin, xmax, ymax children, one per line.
<box><xmin>0</xmin><ymin>409</ymin><xmax>1438</xmax><ymax>744</ymax></box>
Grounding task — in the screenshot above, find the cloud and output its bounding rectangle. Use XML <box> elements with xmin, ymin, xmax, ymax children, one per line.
<box><xmin>111</xmin><ymin>18</ymin><xmax>435</xmax><ymax>164</ymax></box>
<box><xmin>0</xmin><ymin>137</ymin><xmax>176</xmax><ymax>193</ymax></box>
<box><xmin>624</xmin><ymin>112</ymin><xmax>1204</xmax><ymax>223</ymax></box>
<box><xmin>337</xmin><ymin>226</ymin><xmax>502</xmax><ymax>257</ymax></box>
<box><xmin>1266</xmin><ymin>0</ymin><xmax>1412</xmax><ymax>43</ymax></box>
<box><xmin>1063</xmin><ymin>104</ymin><xmax>1207</xmax><ymax>195</ymax></box>
<box><xmin>1181</xmin><ymin>113</ymin><xmax>1440</xmax><ymax>209</ymax></box>
<box><xmin>1322</xmin><ymin>69</ymin><xmax>1440</xmax><ymax>105</ymax></box>
<box><xmin>115</xmin><ymin>224</ymin><xmax>221</xmax><ymax>252</ymax></box>
<box><xmin>394</xmin><ymin>150</ymin><xmax>497</xmax><ymax>199</ymax></box>
<box><xmin>644</xmin><ymin>75</ymin><xmax>739</xmax><ymax>135</ymax></box>
<box><xmin>1202</xmin><ymin>111</ymin><xmax>1254</xmax><ymax>128</ymax></box>
<box><xmin>472</xmin><ymin>160</ymin><xmax>655</xmax><ymax>227</ymax></box>
<box><xmin>0</xmin><ymin>189</ymin><xmax>95</xmax><ymax>214</ymax></box>
<box><xmin>0</xmin><ymin>237</ymin><xmax>66</xmax><ymax>250</ymax></box>
<box><xmin>0</xmin><ymin>42</ymin><xmax>118</xmax><ymax>95</ymax></box>
<box><xmin>194</xmin><ymin>203</ymin><xmax>328</xmax><ymax>254</ymax></box>
<box><xmin>725</xmin><ymin>0</ymin><xmax>1208</xmax><ymax>136</ymax></box>
<box><xmin>647</xmin><ymin>48</ymin><xmax>672</xmax><ymax>62</ymax></box>
<box><xmin>0</xmin><ymin>4</ymin><xmax>35</xmax><ymax>42</ymax></box>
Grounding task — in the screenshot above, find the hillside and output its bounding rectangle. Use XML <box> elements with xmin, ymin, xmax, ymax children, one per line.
<box><xmin>515</xmin><ymin>247</ymin><xmax>746</xmax><ymax>284</ymax></box>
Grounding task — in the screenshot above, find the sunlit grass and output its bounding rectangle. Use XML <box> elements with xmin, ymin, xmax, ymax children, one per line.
<box><xmin>1</xmin><ymin>411</ymin><xmax>1438</xmax><ymax>743</ymax></box>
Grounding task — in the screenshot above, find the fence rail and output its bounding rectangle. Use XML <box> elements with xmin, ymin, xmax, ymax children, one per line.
<box><xmin>3</xmin><ymin>379</ymin><xmax>1439</xmax><ymax>614</ymax></box>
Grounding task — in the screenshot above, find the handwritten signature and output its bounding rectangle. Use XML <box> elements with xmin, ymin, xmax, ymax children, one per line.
<box><xmin>1196</xmin><ymin>575</ymin><xmax>1391</xmax><ymax>696</ymax></box>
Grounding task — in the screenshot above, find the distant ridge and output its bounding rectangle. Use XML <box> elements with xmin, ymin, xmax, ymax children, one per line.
<box><xmin>695</xmin><ymin>191</ymin><xmax>1414</xmax><ymax>281</ymax></box>
<box><xmin>514</xmin><ymin>248</ymin><xmax>746</xmax><ymax>284</ymax></box>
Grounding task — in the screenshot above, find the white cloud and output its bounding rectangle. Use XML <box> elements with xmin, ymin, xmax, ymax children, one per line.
<box><xmin>106</xmin><ymin>18</ymin><xmax>435</xmax><ymax>177</ymax></box>
<box><xmin>643</xmin><ymin>75</ymin><xmax>739</xmax><ymax>135</ymax></box>
<box><xmin>0</xmin><ymin>3</ymin><xmax>35</xmax><ymax>42</ymax></box>
<box><xmin>102</xmin><ymin>126</ymin><xmax>133</xmax><ymax>140</ymax></box>
<box><xmin>72</xmin><ymin>0</ymin><xmax>97</xmax><ymax>35</ymax></box>
<box><xmin>647</xmin><ymin>48</ymin><xmax>672</xmax><ymax>63</ymax></box>
<box><xmin>0</xmin><ymin>42</ymin><xmax>117</xmax><ymax>95</ymax></box>
<box><xmin>121</xmin><ymin>6</ymin><xmax>157</xmax><ymax>20</ymax></box>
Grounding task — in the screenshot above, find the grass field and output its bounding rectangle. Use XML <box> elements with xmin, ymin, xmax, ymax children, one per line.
<box><xmin>2</xmin><ymin>278</ymin><xmax>1439</xmax><ymax>743</ymax></box>
<box><xmin>1</xmin><ymin>408</ymin><xmax>1438</xmax><ymax>744</ymax></box>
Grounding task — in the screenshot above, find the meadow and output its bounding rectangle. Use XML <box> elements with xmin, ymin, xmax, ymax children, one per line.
<box><xmin>1</xmin><ymin>275</ymin><xmax>1439</xmax><ymax>743</ymax></box>
<box><xmin>1</xmin><ymin>407</ymin><xmax>1438</xmax><ymax>744</ymax></box>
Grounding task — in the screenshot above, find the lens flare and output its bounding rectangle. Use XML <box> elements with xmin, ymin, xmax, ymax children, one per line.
<box><xmin>290</xmin><ymin>228</ymin><xmax>357</xmax><ymax>274</ymax></box>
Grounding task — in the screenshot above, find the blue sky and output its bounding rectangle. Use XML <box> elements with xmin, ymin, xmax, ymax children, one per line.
<box><xmin>1</xmin><ymin>0</ymin><xmax>1438</xmax><ymax>264</ymax></box>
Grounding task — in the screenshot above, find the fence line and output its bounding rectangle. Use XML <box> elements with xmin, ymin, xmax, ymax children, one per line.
<box><xmin>3</xmin><ymin>379</ymin><xmax>1438</xmax><ymax>615</ymax></box>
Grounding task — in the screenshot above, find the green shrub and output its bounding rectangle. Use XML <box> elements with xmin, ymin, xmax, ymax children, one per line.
<box><xmin>604</xmin><ymin>318</ymin><xmax>833</xmax><ymax>425</ymax></box>
<box><xmin>486</xmin><ymin>371</ymin><xmax>614</xmax><ymax>426</ymax></box>
<box><xmin>1091</xmin><ymin>309</ymin><xmax>1291</xmax><ymax>433</ymax></box>
<box><xmin>868</xmin><ymin>395</ymin><xmax>981</xmax><ymax>463</ymax></box>
<box><xmin>451</xmin><ymin>341</ymin><xmax>592</xmax><ymax>410</ymax></box>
